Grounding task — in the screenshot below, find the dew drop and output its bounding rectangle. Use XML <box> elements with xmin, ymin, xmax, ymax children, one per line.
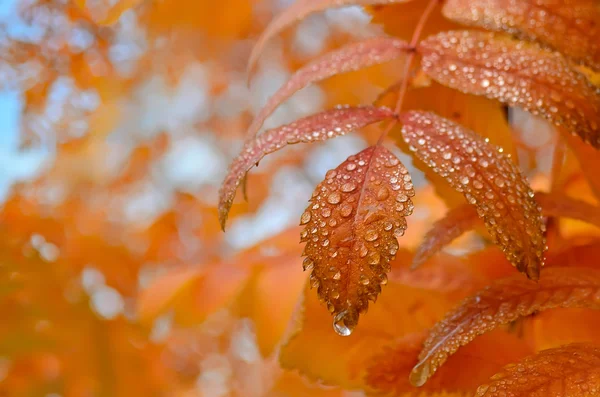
<box><xmin>327</xmin><ymin>192</ymin><xmax>341</xmax><ymax>204</ymax></box>
<box><xmin>346</xmin><ymin>163</ymin><xmax>357</xmax><ymax>171</ymax></box>
<box><xmin>409</xmin><ymin>360</ymin><xmax>431</xmax><ymax>387</ymax></box>
<box><xmin>300</xmin><ymin>211</ymin><xmax>311</xmax><ymax>225</ymax></box>
<box><xmin>340</xmin><ymin>204</ymin><xmax>353</xmax><ymax>217</ymax></box>
<box><xmin>333</xmin><ymin>271</ymin><xmax>341</xmax><ymax>280</ymax></box>
<box><xmin>376</xmin><ymin>187</ymin><xmax>389</xmax><ymax>201</ymax></box>
<box><xmin>341</xmin><ymin>182</ymin><xmax>357</xmax><ymax>193</ymax></box>
<box><xmin>368</xmin><ymin>252</ymin><xmax>381</xmax><ymax>265</ymax></box>
<box><xmin>302</xmin><ymin>258</ymin><xmax>314</xmax><ymax>271</ymax></box>
<box><xmin>321</xmin><ymin>208</ymin><xmax>331</xmax><ymax>218</ymax></box>
<box><xmin>332</xmin><ymin>308</ymin><xmax>358</xmax><ymax>336</ymax></box>
<box><xmin>360</xmin><ymin>275</ymin><xmax>370</xmax><ymax>285</ymax></box>
<box><xmin>365</xmin><ymin>230</ymin><xmax>379</xmax><ymax>241</ymax></box>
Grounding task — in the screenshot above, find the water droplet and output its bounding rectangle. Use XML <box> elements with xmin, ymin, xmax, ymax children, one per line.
<box><xmin>333</xmin><ymin>271</ymin><xmax>341</xmax><ymax>280</ymax></box>
<box><xmin>379</xmin><ymin>273</ymin><xmax>388</xmax><ymax>285</ymax></box>
<box><xmin>359</xmin><ymin>246</ymin><xmax>368</xmax><ymax>258</ymax></box>
<box><xmin>321</xmin><ymin>208</ymin><xmax>331</xmax><ymax>218</ymax></box>
<box><xmin>300</xmin><ymin>211</ymin><xmax>311</xmax><ymax>225</ymax></box>
<box><xmin>332</xmin><ymin>308</ymin><xmax>358</xmax><ymax>336</ymax></box>
<box><xmin>365</xmin><ymin>230</ymin><xmax>378</xmax><ymax>241</ymax></box>
<box><xmin>341</xmin><ymin>182</ymin><xmax>357</xmax><ymax>192</ymax></box>
<box><xmin>376</xmin><ymin>187</ymin><xmax>389</xmax><ymax>201</ymax></box>
<box><xmin>368</xmin><ymin>252</ymin><xmax>381</xmax><ymax>265</ymax></box>
<box><xmin>346</xmin><ymin>163</ymin><xmax>357</xmax><ymax>171</ymax></box>
<box><xmin>302</xmin><ymin>258</ymin><xmax>314</xmax><ymax>271</ymax></box>
<box><xmin>360</xmin><ymin>275</ymin><xmax>370</xmax><ymax>285</ymax></box>
<box><xmin>409</xmin><ymin>360</ymin><xmax>431</xmax><ymax>387</ymax></box>
<box><xmin>340</xmin><ymin>204</ymin><xmax>353</xmax><ymax>217</ymax></box>
<box><xmin>327</xmin><ymin>192</ymin><xmax>341</xmax><ymax>204</ymax></box>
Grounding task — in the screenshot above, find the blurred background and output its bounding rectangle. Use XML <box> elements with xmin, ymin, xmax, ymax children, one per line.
<box><xmin>0</xmin><ymin>0</ymin><xmax>565</xmax><ymax>396</ymax></box>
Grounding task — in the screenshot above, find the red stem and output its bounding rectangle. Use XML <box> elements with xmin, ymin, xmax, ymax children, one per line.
<box><xmin>377</xmin><ymin>0</ymin><xmax>440</xmax><ymax>145</ymax></box>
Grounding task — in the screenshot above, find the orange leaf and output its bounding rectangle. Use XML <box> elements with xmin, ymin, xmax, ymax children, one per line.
<box><xmin>301</xmin><ymin>145</ymin><xmax>414</xmax><ymax>335</ymax></box>
<box><xmin>400</xmin><ymin>111</ymin><xmax>546</xmax><ymax>279</ymax></box>
<box><xmin>523</xmin><ymin>308</ymin><xmax>600</xmax><ymax>351</ymax></box>
<box><xmin>236</xmin><ymin>255</ymin><xmax>307</xmax><ymax>356</ymax></box>
<box><xmin>474</xmin><ymin>343</ymin><xmax>600</xmax><ymax>397</ymax></box>
<box><xmin>247</xmin><ymin>0</ymin><xmax>413</xmax><ymax>79</ymax></box>
<box><xmin>418</xmin><ymin>31</ymin><xmax>600</xmax><ymax>148</ymax></box>
<box><xmin>247</xmin><ymin>37</ymin><xmax>410</xmax><ymax>137</ymax></box>
<box><xmin>218</xmin><ymin>106</ymin><xmax>395</xmax><ymax>229</ymax></box>
<box><xmin>280</xmin><ymin>281</ymin><xmax>453</xmax><ymax>389</ymax></box>
<box><xmin>412</xmin><ymin>204</ymin><xmax>479</xmax><ymax>268</ymax></box>
<box><xmin>366</xmin><ymin>330</ymin><xmax>531</xmax><ymax>394</ymax></box>
<box><xmin>410</xmin><ymin>267</ymin><xmax>600</xmax><ymax>387</ymax></box>
<box><xmin>536</xmin><ymin>191</ymin><xmax>600</xmax><ymax>229</ymax></box>
<box><xmin>442</xmin><ymin>0</ymin><xmax>600</xmax><ymax>71</ymax></box>
<box><xmin>137</xmin><ymin>267</ymin><xmax>203</xmax><ymax>323</ymax></box>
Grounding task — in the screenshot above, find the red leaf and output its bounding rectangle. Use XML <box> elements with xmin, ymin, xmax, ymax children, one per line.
<box><xmin>301</xmin><ymin>145</ymin><xmax>414</xmax><ymax>335</ymax></box>
<box><xmin>247</xmin><ymin>0</ymin><xmax>413</xmax><ymax>79</ymax></box>
<box><xmin>442</xmin><ymin>0</ymin><xmax>600</xmax><ymax>71</ymax></box>
<box><xmin>400</xmin><ymin>110</ymin><xmax>546</xmax><ymax>279</ymax></box>
<box><xmin>412</xmin><ymin>203</ymin><xmax>479</xmax><ymax>269</ymax></box>
<box><xmin>410</xmin><ymin>267</ymin><xmax>600</xmax><ymax>387</ymax></box>
<box><xmin>218</xmin><ymin>105</ymin><xmax>395</xmax><ymax>229</ymax></box>
<box><xmin>247</xmin><ymin>37</ymin><xmax>410</xmax><ymax>137</ymax></box>
<box><xmin>475</xmin><ymin>343</ymin><xmax>600</xmax><ymax>397</ymax></box>
<box><xmin>418</xmin><ymin>30</ymin><xmax>600</xmax><ymax>148</ymax></box>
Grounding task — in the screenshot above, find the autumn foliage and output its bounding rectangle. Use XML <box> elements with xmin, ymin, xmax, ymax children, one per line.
<box><xmin>2</xmin><ymin>0</ymin><xmax>600</xmax><ymax>396</ymax></box>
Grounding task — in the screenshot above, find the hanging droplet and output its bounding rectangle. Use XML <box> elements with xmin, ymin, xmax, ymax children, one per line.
<box><xmin>409</xmin><ymin>360</ymin><xmax>431</xmax><ymax>387</ymax></box>
<box><xmin>332</xmin><ymin>307</ymin><xmax>358</xmax><ymax>336</ymax></box>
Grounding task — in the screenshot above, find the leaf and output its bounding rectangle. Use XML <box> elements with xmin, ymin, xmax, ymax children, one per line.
<box><xmin>383</xmin><ymin>81</ymin><xmax>517</xmax><ymax>208</ymax></box>
<box><xmin>536</xmin><ymin>191</ymin><xmax>600</xmax><ymax>229</ymax></box>
<box><xmin>523</xmin><ymin>308</ymin><xmax>600</xmax><ymax>351</ymax></box>
<box><xmin>137</xmin><ymin>267</ymin><xmax>203</xmax><ymax>323</ymax></box>
<box><xmin>412</xmin><ymin>204</ymin><xmax>479</xmax><ymax>268</ymax></box>
<box><xmin>474</xmin><ymin>343</ymin><xmax>600</xmax><ymax>397</ymax></box>
<box><xmin>412</xmin><ymin>191</ymin><xmax>600</xmax><ymax>270</ymax></box>
<box><xmin>366</xmin><ymin>330</ymin><xmax>531</xmax><ymax>394</ymax></box>
<box><xmin>563</xmin><ymin>131</ymin><xmax>600</xmax><ymax>199</ymax></box>
<box><xmin>235</xmin><ymin>254</ymin><xmax>307</xmax><ymax>356</ymax></box>
<box><xmin>218</xmin><ymin>105</ymin><xmax>395</xmax><ymax>229</ymax></box>
<box><xmin>300</xmin><ymin>144</ymin><xmax>415</xmax><ymax>335</ymax></box>
<box><xmin>280</xmin><ymin>280</ymin><xmax>454</xmax><ymax>389</ymax></box>
<box><xmin>247</xmin><ymin>36</ymin><xmax>410</xmax><ymax>137</ymax></box>
<box><xmin>442</xmin><ymin>0</ymin><xmax>600</xmax><ymax>71</ymax></box>
<box><xmin>409</xmin><ymin>267</ymin><xmax>600</xmax><ymax>387</ymax></box>
<box><xmin>418</xmin><ymin>30</ymin><xmax>600</xmax><ymax>148</ymax></box>
<box><xmin>247</xmin><ymin>0</ymin><xmax>412</xmax><ymax>78</ymax></box>
<box><xmin>399</xmin><ymin>111</ymin><xmax>546</xmax><ymax>279</ymax></box>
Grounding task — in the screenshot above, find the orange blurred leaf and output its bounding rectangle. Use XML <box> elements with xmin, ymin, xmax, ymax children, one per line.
<box><xmin>280</xmin><ymin>281</ymin><xmax>454</xmax><ymax>389</ymax></box>
<box><xmin>412</xmin><ymin>204</ymin><xmax>479</xmax><ymax>268</ymax></box>
<box><xmin>247</xmin><ymin>0</ymin><xmax>413</xmax><ymax>78</ymax></box>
